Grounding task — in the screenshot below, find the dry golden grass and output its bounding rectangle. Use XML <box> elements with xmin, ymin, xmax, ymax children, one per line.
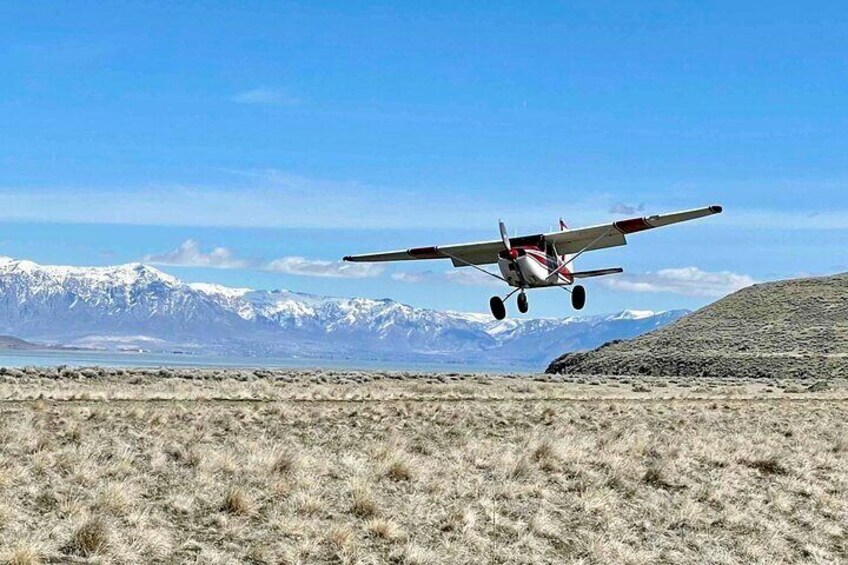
<box><xmin>0</xmin><ymin>370</ymin><xmax>845</xmax><ymax>563</ymax></box>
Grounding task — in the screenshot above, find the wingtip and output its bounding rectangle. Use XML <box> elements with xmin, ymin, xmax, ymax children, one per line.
<box><xmin>343</xmin><ymin>255</ymin><xmax>353</xmax><ymax>262</ymax></box>
<box><xmin>710</xmin><ymin>205</ymin><xmax>724</xmax><ymax>214</ymax></box>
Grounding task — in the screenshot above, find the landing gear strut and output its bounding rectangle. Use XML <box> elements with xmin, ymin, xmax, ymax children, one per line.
<box><xmin>571</xmin><ymin>285</ymin><xmax>586</xmax><ymax>310</ymax></box>
<box><xmin>489</xmin><ymin>296</ymin><xmax>507</xmax><ymax>320</ymax></box>
<box><xmin>517</xmin><ymin>292</ymin><xmax>529</xmax><ymax>314</ymax></box>
<box><xmin>490</xmin><ymin>287</ymin><xmax>522</xmax><ymax>320</ymax></box>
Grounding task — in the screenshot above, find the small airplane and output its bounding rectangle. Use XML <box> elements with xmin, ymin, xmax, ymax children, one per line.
<box><xmin>344</xmin><ymin>205</ymin><xmax>723</xmax><ymax>320</ymax></box>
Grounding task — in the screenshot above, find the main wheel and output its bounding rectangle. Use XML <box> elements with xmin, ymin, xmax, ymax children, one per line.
<box><xmin>489</xmin><ymin>296</ymin><xmax>507</xmax><ymax>320</ymax></box>
<box><xmin>517</xmin><ymin>292</ymin><xmax>529</xmax><ymax>314</ymax></box>
<box><xmin>571</xmin><ymin>285</ymin><xmax>586</xmax><ymax>310</ymax></box>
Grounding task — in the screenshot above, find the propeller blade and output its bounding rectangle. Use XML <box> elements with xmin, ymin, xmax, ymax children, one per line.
<box><xmin>499</xmin><ymin>220</ymin><xmax>511</xmax><ymax>250</ymax></box>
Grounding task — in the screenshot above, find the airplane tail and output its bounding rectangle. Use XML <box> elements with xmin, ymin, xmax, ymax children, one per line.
<box><xmin>571</xmin><ymin>267</ymin><xmax>624</xmax><ymax>280</ymax></box>
<box><xmin>557</xmin><ymin>218</ymin><xmax>574</xmax><ymax>269</ymax></box>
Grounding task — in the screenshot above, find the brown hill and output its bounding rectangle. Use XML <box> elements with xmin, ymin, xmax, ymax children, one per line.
<box><xmin>546</xmin><ymin>273</ymin><xmax>848</xmax><ymax>379</ymax></box>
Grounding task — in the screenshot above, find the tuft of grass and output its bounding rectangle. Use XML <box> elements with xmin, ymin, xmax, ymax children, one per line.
<box><xmin>440</xmin><ymin>506</ymin><xmax>475</xmax><ymax>533</ymax></box>
<box><xmin>531</xmin><ymin>438</ymin><xmax>561</xmax><ymax>472</ymax></box>
<box><xmin>642</xmin><ymin>462</ymin><xmax>681</xmax><ymax>490</ymax></box>
<box><xmin>326</xmin><ymin>525</ymin><xmax>357</xmax><ymax>560</ymax></box>
<box><xmin>292</xmin><ymin>491</ymin><xmax>322</xmax><ymax>516</ymax></box>
<box><xmin>530</xmin><ymin>512</ymin><xmax>560</xmax><ymax>540</ymax></box>
<box><xmin>367</xmin><ymin>518</ymin><xmax>403</xmax><ymax>540</ymax></box>
<box><xmin>2</xmin><ymin>545</ymin><xmax>43</xmax><ymax>565</ymax></box>
<box><xmin>222</xmin><ymin>487</ymin><xmax>253</xmax><ymax>516</ymax></box>
<box><xmin>95</xmin><ymin>482</ymin><xmax>136</xmax><ymax>515</ymax></box>
<box><xmin>805</xmin><ymin>381</ymin><xmax>829</xmax><ymax>393</ymax></box>
<box><xmin>245</xmin><ymin>544</ymin><xmax>273</xmax><ymax>563</ymax></box>
<box><xmin>643</xmin><ymin>464</ymin><xmax>665</xmax><ymax>486</ymax></box>
<box><xmin>744</xmin><ymin>455</ymin><xmax>787</xmax><ymax>476</ymax></box>
<box><xmin>66</xmin><ymin>516</ymin><xmax>111</xmax><ymax>557</ymax></box>
<box><xmin>391</xmin><ymin>544</ymin><xmax>434</xmax><ymax>565</ymax></box>
<box><xmin>272</xmin><ymin>448</ymin><xmax>300</xmax><ymax>475</ymax></box>
<box><xmin>386</xmin><ymin>458</ymin><xmax>413</xmax><ymax>482</ymax></box>
<box><xmin>165</xmin><ymin>443</ymin><xmax>201</xmax><ymax>467</ymax></box>
<box><xmin>531</xmin><ymin>438</ymin><xmax>555</xmax><ymax>462</ymax></box>
<box><xmin>507</xmin><ymin>455</ymin><xmax>532</xmax><ymax>480</ymax></box>
<box><xmin>349</xmin><ymin>480</ymin><xmax>378</xmax><ymax>518</ymax></box>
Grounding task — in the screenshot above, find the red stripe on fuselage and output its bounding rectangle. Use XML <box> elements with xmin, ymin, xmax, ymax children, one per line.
<box><xmin>523</xmin><ymin>248</ymin><xmax>570</xmax><ymax>276</ymax></box>
<box><xmin>524</xmin><ymin>249</ymin><xmax>553</xmax><ymax>266</ymax></box>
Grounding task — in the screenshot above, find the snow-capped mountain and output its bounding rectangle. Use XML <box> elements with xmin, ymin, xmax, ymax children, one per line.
<box><xmin>0</xmin><ymin>257</ymin><xmax>688</xmax><ymax>367</ymax></box>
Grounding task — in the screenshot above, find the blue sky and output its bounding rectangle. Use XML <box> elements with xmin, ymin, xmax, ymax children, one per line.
<box><xmin>1</xmin><ymin>1</ymin><xmax>847</xmax><ymax>316</ymax></box>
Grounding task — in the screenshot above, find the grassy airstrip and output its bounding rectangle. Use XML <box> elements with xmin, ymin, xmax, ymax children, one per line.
<box><xmin>0</xmin><ymin>368</ymin><xmax>845</xmax><ymax>564</ymax></box>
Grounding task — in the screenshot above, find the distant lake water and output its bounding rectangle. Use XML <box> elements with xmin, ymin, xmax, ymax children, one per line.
<box><xmin>0</xmin><ymin>349</ymin><xmax>538</xmax><ymax>375</ymax></box>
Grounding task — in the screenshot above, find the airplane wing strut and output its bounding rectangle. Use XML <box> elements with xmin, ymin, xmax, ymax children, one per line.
<box><xmin>439</xmin><ymin>249</ymin><xmax>507</xmax><ymax>283</ymax></box>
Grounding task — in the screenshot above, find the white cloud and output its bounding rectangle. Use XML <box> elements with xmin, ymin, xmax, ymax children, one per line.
<box><xmin>0</xmin><ymin>172</ymin><xmax>624</xmax><ymax>230</ymax></box>
<box><xmin>145</xmin><ymin>241</ymin><xmax>382</xmax><ymax>279</ymax></box>
<box><xmin>265</xmin><ymin>256</ymin><xmax>383</xmax><ymax>279</ymax></box>
<box><xmin>233</xmin><ymin>88</ymin><xmax>299</xmax><ymax>106</ymax></box>
<box><xmin>144</xmin><ymin>240</ymin><xmax>250</xmax><ymax>269</ymax></box>
<box><xmin>608</xmin><ymin>202</ymin><xmax>645</xmax><ymax>216</ymax></box>
<box><xmin>6</xmin><ymin>171</ymin><xmax>846</xmax><ymax>233</ymax></box>
<box><xmin>391</xmin><ymin>271</ymin><xmax>435</xmax><ymax>283</ymax></box>
<box><xmin>600</xmin><ymin>267</ymin><xmax>756</xmax><ymax>298</ymax></box>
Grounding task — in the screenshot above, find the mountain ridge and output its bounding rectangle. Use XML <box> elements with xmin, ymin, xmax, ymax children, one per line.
<box><xmin>0</xmin><ymin>335</ymin><xmax>39</xmax><ymax>350</ymax></box>
<box><xmin>0</xmin><ymin>256</ymin><xmax>688</xmax><ymax>367</ymax></box>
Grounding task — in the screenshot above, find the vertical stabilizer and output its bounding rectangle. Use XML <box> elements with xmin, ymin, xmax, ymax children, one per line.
<box><xmin>558</xmin><ymin>219</ymin><xmax>573</xmax><ymax>270</ymax></box>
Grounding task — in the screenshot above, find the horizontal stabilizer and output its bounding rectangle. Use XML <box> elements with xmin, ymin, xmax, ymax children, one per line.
<box><xmin>571</xmin><ymin>267</ymin><xmax>624</xmax><ymax>279</ymax></box>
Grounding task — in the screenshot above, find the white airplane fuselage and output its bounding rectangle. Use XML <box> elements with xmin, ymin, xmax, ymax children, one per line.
<box><xmin>497</xmin><ymin>246</ymin><xmax>574</xmax><ymax>288</ymax></box>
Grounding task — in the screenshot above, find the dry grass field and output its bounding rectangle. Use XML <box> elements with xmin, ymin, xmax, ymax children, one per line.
<box><xmin>0</xmin><ymin>368</ymin><xmax>845</xmax><ymax>564</ymax></box>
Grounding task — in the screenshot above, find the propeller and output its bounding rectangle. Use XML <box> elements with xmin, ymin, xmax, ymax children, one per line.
<box><xmin>499</xmin><ymin>220</ymin><xmax>518</xmax><ymax>260</ymax></box>
<box><xmin>499</xmin><ymin>220</ymin><xmax>511</xmax><ymax>251</ymax></box>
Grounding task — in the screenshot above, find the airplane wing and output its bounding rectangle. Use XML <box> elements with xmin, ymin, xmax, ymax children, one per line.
<box><xmin>343</xmin><ymin>205</ymin><xmax>722</xmax><ymax>266</ymax></box>
<box><xmin>543</xmin><ymin>205</ymin><xmax>723</xmax><ymax>254</ymax></box>
<box><xmin>343</xmin><ymin>238</ymin><xmax>520</xmax><ymax>267</ymax></box>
